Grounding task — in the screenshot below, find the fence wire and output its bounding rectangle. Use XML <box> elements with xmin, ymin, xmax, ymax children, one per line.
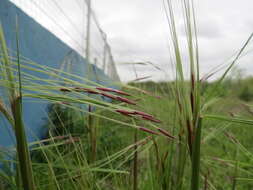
<box><xmin>9</xmin><ymin>0</ymin><xmax>120</xmax><ymax>81</ymax></box>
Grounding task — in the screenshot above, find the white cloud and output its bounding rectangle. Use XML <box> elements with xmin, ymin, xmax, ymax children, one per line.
<box><xmin>11</xmin><ymin>0</ymin><xmax>253</xmax><ymax>82</ymax></box>
<box><xmin>93</xmin><ymin>0</ymin><xmax>253</xmax><ymax>81</ymax></box>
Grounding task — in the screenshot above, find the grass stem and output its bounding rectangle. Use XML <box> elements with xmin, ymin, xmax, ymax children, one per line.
<box><xmin>191</xmin><ymin>117</ymin><xmax>202</xmax><ymax>190</ymax></box>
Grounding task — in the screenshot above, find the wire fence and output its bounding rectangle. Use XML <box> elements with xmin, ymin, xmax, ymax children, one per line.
<box><xmin>9</xmin><ymin>0</ymin><xmax>120</xmax><ymax>81</ymax></box>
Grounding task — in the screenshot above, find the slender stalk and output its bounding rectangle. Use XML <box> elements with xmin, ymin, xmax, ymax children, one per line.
<box><xmin>133</xmin><ymin>128</ymin><xmax>138</xmax><ymax>190</ymax></box>
<box><xmin>12</xmin><ymin>97</ymin><xmax>36</xmax><ymax>190</ymax></box>
<box><xmin>89</xmin><ymin>105</ymin><xmax>97</xmax><ymax>163</ymax></box>
<box><xmin>87</xmin><ymin>105</ymin><xmax>96</xmax><ymax>163</ymax></box>
<box><xmin>191</xmin><ymin>117</ymin><xmax>202</xmax><ymax>190</ymax></box>
<box><xmin>175</xmin><ymin>135</ymin><xmax>187</xmax><ymax>190</ymax></box>
<box><xmin>232</xmin><ymin>146</ymin><xmax>239</xmax><ymax>190</ymax></box>
<box><xmin>85</xmin><ymin>0</ymin><xmax>91</xmax><ymax>60</ymax></box>
<box><xmin>15</xmin><ymin>18</ymin><xmax>36</xmax><ymax>190</ymax></box>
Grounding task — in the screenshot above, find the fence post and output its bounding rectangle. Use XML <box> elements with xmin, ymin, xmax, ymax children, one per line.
<box><xmin>85</xmin><ymin>0</ymin><xmax>91</xmax><ymax>62</ymax></box>
<box><xmin>102</xmin><ymin>33</ymin><xmax>107</xmax><ymax>72</ymax></box>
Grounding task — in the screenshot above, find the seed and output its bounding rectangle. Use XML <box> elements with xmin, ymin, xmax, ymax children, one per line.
<box><xmin>81</xmin><ymin>88</ymin><xmax>100</xmax><ymax>94</ymax></box>
<box><xmin>73</xmin><ymin>87</ymin><xmax>82</xmax><ymax>92</ymax></box>
<box><xmin>54</xmin><ymin>136</ymin><xmax>66</xmax><ymax>140</ymax></box>
<box><xmin>72</xmin><ymin>87</ymin><xmax>99</xmax><ymax>94</ymax></box>
<box><xmin>116</xmin><ymin>109</ymin><xmax>134</xmax><ymax>115</ymax></box>
<box><xmin>116</xmin><ymin>109</ymin><xmax>134</xmax><ymax>117</ymax></box>
<box><xmin>133</xmin><ymin>111</ymin><xmax>153</xmax><ymax>117</ymax></box>
<box><xmin>139</xmin><ymin>127</ymin><xmax>160</xmax><ymax>135</ymax></box>
<box><xmin>96</xmin><ymin>87</ymin><xmax>131</xmax><ymax>96</ymax></box>
<box><xmin>116</xmin><ymin>96</ymin><xmax>136</xmax><ymax>105</ymax></box>
<box><xmin>60</xmin><ymin>88</ymin><xmax>71</xmax><ymax>92</ymax></box>
<box><xmin>101</xmin><ymin>92</ymin><xmax>117</xmax><ymax>99</ymax></box>
<box><xmin>61</xmin><ymin>101</ymin><xmax>70</xmax><ymax>105</ymax></box>
<box><xmin>141</xmin><ymin>115</ymin><xmax>161</xmax><ymax>123</ymax></box>
<box><xmin>157</xmin><ymin>128</ymin><xmax>175</xmax><ymax>139</ymax></box>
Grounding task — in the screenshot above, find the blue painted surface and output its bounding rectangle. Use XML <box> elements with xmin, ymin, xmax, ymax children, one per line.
<box><xmin>0</xmin><ymin>0</ymin><xmax>114</xmax><ymax>152</ymax></box>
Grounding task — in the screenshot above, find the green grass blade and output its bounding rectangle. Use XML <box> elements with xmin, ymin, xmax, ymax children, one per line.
<box><xmin>14</xmin><ymin>18</ymin><xmax>36</xmax><ymax>189</ymax></box>
<box><xmin>12</xmin><ymin>96</ymin><xmax>36</xmax><ymax>189</ymax></box>
<box><xmin>204</xmin><ymin>115</ymin><xmax>253</xmax><ymax>126</ymax></box>
<box><xmin>191</xmin><ymin>117</ymin><xmax>202</xmax><ymax>190</ymax></box>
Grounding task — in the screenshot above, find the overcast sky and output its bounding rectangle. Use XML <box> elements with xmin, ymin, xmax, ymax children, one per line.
<box><xmin>92</xmin><ymin>0</ymin><xmax>253</xmax><ymax>81</ymax></box>
<box><xmin>12</xmin><ymin>0</ymin><xmax>253</xmax><ymax>82</ymax></box>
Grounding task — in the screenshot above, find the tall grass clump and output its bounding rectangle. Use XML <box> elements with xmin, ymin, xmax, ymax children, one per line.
<box><xmin>0</xmin><ymin>22</ymin><xmax>35</xmax><ymax>189</ymax></box>
<box><xmin>163</xmin><ymin>0</ymin><xmax>202</xmax><ymax>189</ymax></box>
<box><xmin>161</xmin><ymin>0</ymin><xmax>253</xmax><ymax>189</ymax></box>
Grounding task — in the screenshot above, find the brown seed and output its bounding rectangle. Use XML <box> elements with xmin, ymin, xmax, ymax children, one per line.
<box><xmin>157</xmin><ymin>128</ymin><xmax>175</xmax><ymax>139</ymax></box>
<box><xmin>113</xmin><ymin>89</ymin><xmax>131</xmax><ymax>96</ymax></box>
<box><xmin>96</xmin><ymin>87</ymin><xmax>131</xmax><ymax>96</ymax></box>
<box><xmin>139</xmin><ymin>127</ymin><xmax>160</xmax><ymax>135</ymax></box>
<box><xmin>73</xmin><ymin>87</ymin><xmax>82</xmax><ymax>92</ymax></box>
<box><xmin>141</xmin><ymin>115</ymin><xmax>161</xmax><ymax>123</ymax></box>
<box><xmin>116</xmin><ymin>109</ymin><xmax>134</xmax><ymax>117</ymax></box>
<box><xmin>61</xmin><ymin>101</ymin><xmax>70</xmax><ymax>105</ymax></box>
<box><xmin>82</xmin><ymin>88</ymin><xmax>100</xmax><ymax>94</ymax></box>
<box><xmin>54</xmin><ymin>136</ymin><xmax>66</xmax><ymax>140</ymax></box>
<box><xmin>133</xmin><ymin>111</ymin><xmax>153</xmax><ymax>118</ymax></box>
<box><xmin>101</xmin><ymin>92</ymin><xmax>117</xmax><ymax>100</ymax></box>
<box><xmin>71</xmin><ymin>87</ymin><xmax>99</xmax><ymax>94</ymax></box>
<box><xmin>116</xmin><ymin>109</ymin><xmax>134</xmax><ymax>115</ymax></box>
<box><xmin>60</xmin><ymin>88</ymin><xmax>71</xmax><ymax>92</ymax></box>
<box><xmin>116</xmin><ymin>96</ymin><xmax>136</xmax><ymax>105</ymax></box>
